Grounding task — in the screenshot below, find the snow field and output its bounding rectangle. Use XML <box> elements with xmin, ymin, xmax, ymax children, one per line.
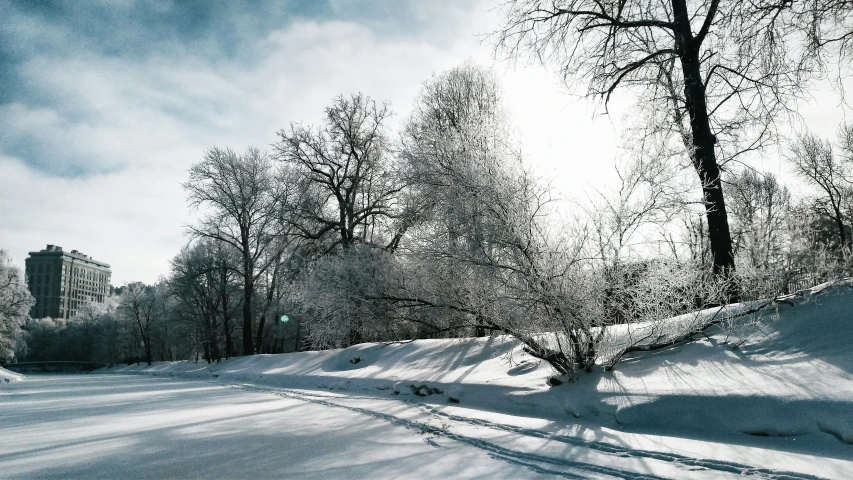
<box><xmin>1</xmin><ymin>375</ymin><xmax>577</xmax><ymax>479</ymax></box>
<box><xmin>95</xmin><ymin>282</ymin><xmax>853</xmax><ymax>477</ymax></box>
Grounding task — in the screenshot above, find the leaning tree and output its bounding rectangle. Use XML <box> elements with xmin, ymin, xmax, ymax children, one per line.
<box><xmin>493</xmin><ymin>0</ymin><xmax>853</xmax><ymax>293</ymax></box>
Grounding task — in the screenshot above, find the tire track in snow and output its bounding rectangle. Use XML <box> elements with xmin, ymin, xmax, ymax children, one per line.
<box><xmin>414</xmin><ymin>404</ymin><xmax>827</xmax><ymax>480</ymax></box>
<box><xmin>229</xmin><ymin>383</ymin><xmax>666</xmax><ymax>480</ymax></box>
<box><xmin>229</xmin><ymin>384</ymin><xmax>829</xmax><ymax>480</ymax></box>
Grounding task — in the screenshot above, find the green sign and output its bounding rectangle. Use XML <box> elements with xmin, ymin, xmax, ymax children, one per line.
<box><xmin>279</xmin><ymin>314</ymin><xmax>289</xmax><ymax>323</ymax></box>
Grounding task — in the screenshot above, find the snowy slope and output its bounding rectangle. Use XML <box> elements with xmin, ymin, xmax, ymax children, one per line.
<box><xmin>102</xmin><ymin>281</ymin><xmax>853</xmax><ymax>462</ymax></box>
<box><xmin>575</xmin><ymin>282</ymin><xmax>853</xmax><ymax>447</ymax></box>
<box><xmin>0</xmin><ymin>366</ymin><xmax>24</xmax><ymax>384</ymax></box>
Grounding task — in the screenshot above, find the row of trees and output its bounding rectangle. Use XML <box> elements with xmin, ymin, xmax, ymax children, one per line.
<box><xmin>3</xmin><ymin>63</ymin><xmax>853</xmax><ymax>376</ymax></box>
<box><xmin>6</xmin><ymin>283</ymin><xmax>173</xmax><ymax>365</ymax></box>
<box><xmin>163</xmin><ymin>62</ymin><xmax>853</xmax><ymax>378</ymax></box>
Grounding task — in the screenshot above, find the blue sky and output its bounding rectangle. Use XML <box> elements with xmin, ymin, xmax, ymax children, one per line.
<box><xmin>1</xmin><ymin>0</ymin><xmax>849</xmax><ymax>284</ymax></box>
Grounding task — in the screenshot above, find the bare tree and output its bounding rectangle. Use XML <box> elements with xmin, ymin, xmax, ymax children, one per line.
<box><xmin>492</xmin><ymin>0</ymin><xmax>853</xmax><ymax>291</ymax></box>
<box><xmin>793</xmin><ymin>0</ymin><xmax>853</xmax><ymax>65</ymax></box>
<box><xmin>169</xmin><ymin>241</ymin><xmax>224</xmax><ymax>363</ymax></box>
<box><xmin>395</xmin><ymin>64</ymin><xmax>602</xmax><ymax>377</ymax></box>
<box><xmin>118</xmin><ymin>282</ymin><xmax>164</xmax><ymax>366</ymax></box>
<box><xmin>275</xmin><ymin>94</ymin><xmax>403</xmax><ymax>253</ymax></box>
<box><xmin>211</xmin><ymin>239</ymin><xmax>240</xmax><ymax>358</ymax></box>
<box><xmin>253</xmin><ymin>239</ymin><xmax>293</xmax><ymax>353</ymax></box>
<box><xmin>184</xmin><ymin>147</ymin><xmax>285</xmax><ymax>355</ymax></box>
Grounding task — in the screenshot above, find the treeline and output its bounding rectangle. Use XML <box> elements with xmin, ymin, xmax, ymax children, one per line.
<box><xmin>3</xmin><ymin>62</ymin><xmax>853</xmax><ymax>378</ymax></box>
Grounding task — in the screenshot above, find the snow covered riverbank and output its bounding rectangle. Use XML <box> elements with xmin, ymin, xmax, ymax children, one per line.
<box><xmin>8</xmin><ymin>374</ymin><xmax>848</xmax><ymax>479</ymax></box>
<box><xmin>98</xmin><ymin>282</ymin><xmax>853</xmax><ymax>475</ymax></box>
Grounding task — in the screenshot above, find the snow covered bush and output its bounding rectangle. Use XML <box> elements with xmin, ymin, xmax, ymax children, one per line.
<box><xmin>598</xmin><ymin>259</ymin><xmax>730</xmax><ymax>367</ymax></box>
<box><xmin>299</xmin><ymin>245</ymin><xmax>407</xmax><ymax>348</ymax></box>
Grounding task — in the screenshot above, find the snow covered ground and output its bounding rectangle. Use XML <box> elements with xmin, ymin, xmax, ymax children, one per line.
<box><xmin>4</xmin><ymin>282</ymin><xmax>852</xmax><ymax>478</ymax></box>
<box><xmin>1</xmin><ymin>375</ymin><xmax>570</xmax><ymax>479</ymax></box>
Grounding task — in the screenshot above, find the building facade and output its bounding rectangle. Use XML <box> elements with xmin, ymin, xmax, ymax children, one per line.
<box><xmin>25</xmin><ymin>245</ymin><xmax>112</xmax><ymax>319</ymax></box>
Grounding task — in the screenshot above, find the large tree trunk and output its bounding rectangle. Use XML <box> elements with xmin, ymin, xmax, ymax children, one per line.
<box><xmin>202</xmin><ymin>313</ymin><xmax>213</xmax><ymax>364</ymax></box>
<box><xmin>219</xmin><ymin>266</ymin><xmax>233</xmax><ymax>359</ymax></box>
<box><xmin>202</xmin><ymin>339</ymin><xmax>211</xmax><ymax>364</ymax></box>
<box><xmin>831</xmin><ymin>201</ymin><xmax>847</xmax><ymax>248</ymax></box>
<box><xmin>294</xmin><ymin>319</ymin><xmax>302</xmax><ymax>352</ymax></box>
<box><xmin>255</xmin><ymin>257</ymin><xmax>282</xmax><ymax>353</ymax></box>
<box><xmin>241</xmin><ymin>275</ymin><xmax>254</xmax><ymax>355</ymax></box>
<box><xmin>222</xmin><ymin>302</ymin><xmax>233</xmax><ymax>360</ymax></box>
<box><xmin>673</xmin><ymin>0</ymin><xmax>736</xmax><ymax>294</ymax></box>
<box><xmin>143</xmin><ymin>332</ymin><xmax>153</xmax><ymax>366</ymax></box>
<box><xmin>255</xmin><ymin>311</ymin><xmax>267</xmax><ymax>354</ymax></box>
<box><xmin>241</xmin><ymin>234</ymin><xmax>255</xmax><ymax>356</ymax></box>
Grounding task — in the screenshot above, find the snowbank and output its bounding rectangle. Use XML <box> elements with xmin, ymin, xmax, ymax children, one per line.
<box><xmin>104</xmin><ymin>336</ymin><xmax>548</xmax><ymax>414</ymax></box>
<box><xmin>102</xmin><ymin>281</ymin><xmax>853</xmax><ymax>455</ymax></box>
<box><xmin>0</xmin><ymin>366</ymin><xmax>25</xmax><ymax>384</ymax></box>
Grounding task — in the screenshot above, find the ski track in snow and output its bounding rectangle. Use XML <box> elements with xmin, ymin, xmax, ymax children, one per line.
<box><xmin>227</xmin><ymin>382</ymin><xmax>828</xmax><ymax>480</ymax></box>
<box><xmin>414</xmin><ymin>404</ymin><xmax>826</xmax><ymax>480</ymax></box>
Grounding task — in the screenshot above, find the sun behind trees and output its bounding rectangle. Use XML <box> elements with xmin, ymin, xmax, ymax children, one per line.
<box><xmin>491</xmin><ymin>0</ymin><xmax>853</xmax><ymax>297</ymax></box>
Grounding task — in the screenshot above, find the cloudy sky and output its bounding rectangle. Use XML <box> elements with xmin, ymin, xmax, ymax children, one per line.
<box><xmin>1</xmin><ymin>0</ymin><xmax>850</xmax><ymax>285</ymax></box>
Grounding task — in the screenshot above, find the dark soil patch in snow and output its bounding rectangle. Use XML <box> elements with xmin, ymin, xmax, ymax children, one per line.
<box><xmin>546</xmin><ymin>377</ymin><xmax>563</xmax><ymax>387</ymax></box>
<box><xmin>411</xmin><ymin>384</ymin><xmax>443</xmax><ymax>396</ymax></box>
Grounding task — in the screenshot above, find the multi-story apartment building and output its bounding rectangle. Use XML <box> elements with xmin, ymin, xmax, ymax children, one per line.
<box><xmin>25</xmin><ymin>244</ymin><xmax>112</xmax><ymax>319</ymax></box>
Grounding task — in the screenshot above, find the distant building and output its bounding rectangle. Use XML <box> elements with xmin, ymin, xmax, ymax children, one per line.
<box><xmin>25</xmin><ymin>245</ymin><xmax>112</xmax><ymax>319</ymax></box>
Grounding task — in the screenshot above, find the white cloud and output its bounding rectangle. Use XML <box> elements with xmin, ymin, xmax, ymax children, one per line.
<box><xmin>2</xmin><ymin>1</ymin><xmax>851</xmax><ymax>286</ymax></box>
<box><xmin>1</xmin><ymin>10</ymin><xmax>507</xmax><ymax>284</ymax></box>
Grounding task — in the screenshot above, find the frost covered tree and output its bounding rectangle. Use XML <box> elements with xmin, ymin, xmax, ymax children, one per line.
<box><xmin>727</xmin><ymin>170</ymin><xmax>791</xmax><ymax>271</ymax></box>
<box><xmin>85</xmin><ymin>297</ymin><xmax>125</xmax><ymax>366</ymax></box>
<box><xmin>492</xmin><ymin>0</ymin><xmax>853</xmax><ymax>291</ymax></box>
<box><xmin>299</xmin><ymin>245</ymin><xmax>404</xmax><ymax>347</ymax></box>
<box><xmin>274</xmin><ymin>94</ymin><xmax>408</xmax><ymax>347</ymax></box>
<box><xmin>185</xmin><ymin>147</ymin><xmax>287</xmax><ymax>355</ymax></box>
<box><xmin>396</xmin><ymin>63</ymin><xmax>601</xmax><ymax>377</ymax></box>
<box><xmin>789</xmin><ymin>127</ymin><xmax>853</xmax><ymax>251</ymax></box>
<box><xmin>0</xmin><ymin>251</ymin><xmax>34</xmax><ymax>361</ymax></box>
<box><xmin>19</xmin><ymin>297</ymin><xmax>127</xmax><ymax>365</ymax></box>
